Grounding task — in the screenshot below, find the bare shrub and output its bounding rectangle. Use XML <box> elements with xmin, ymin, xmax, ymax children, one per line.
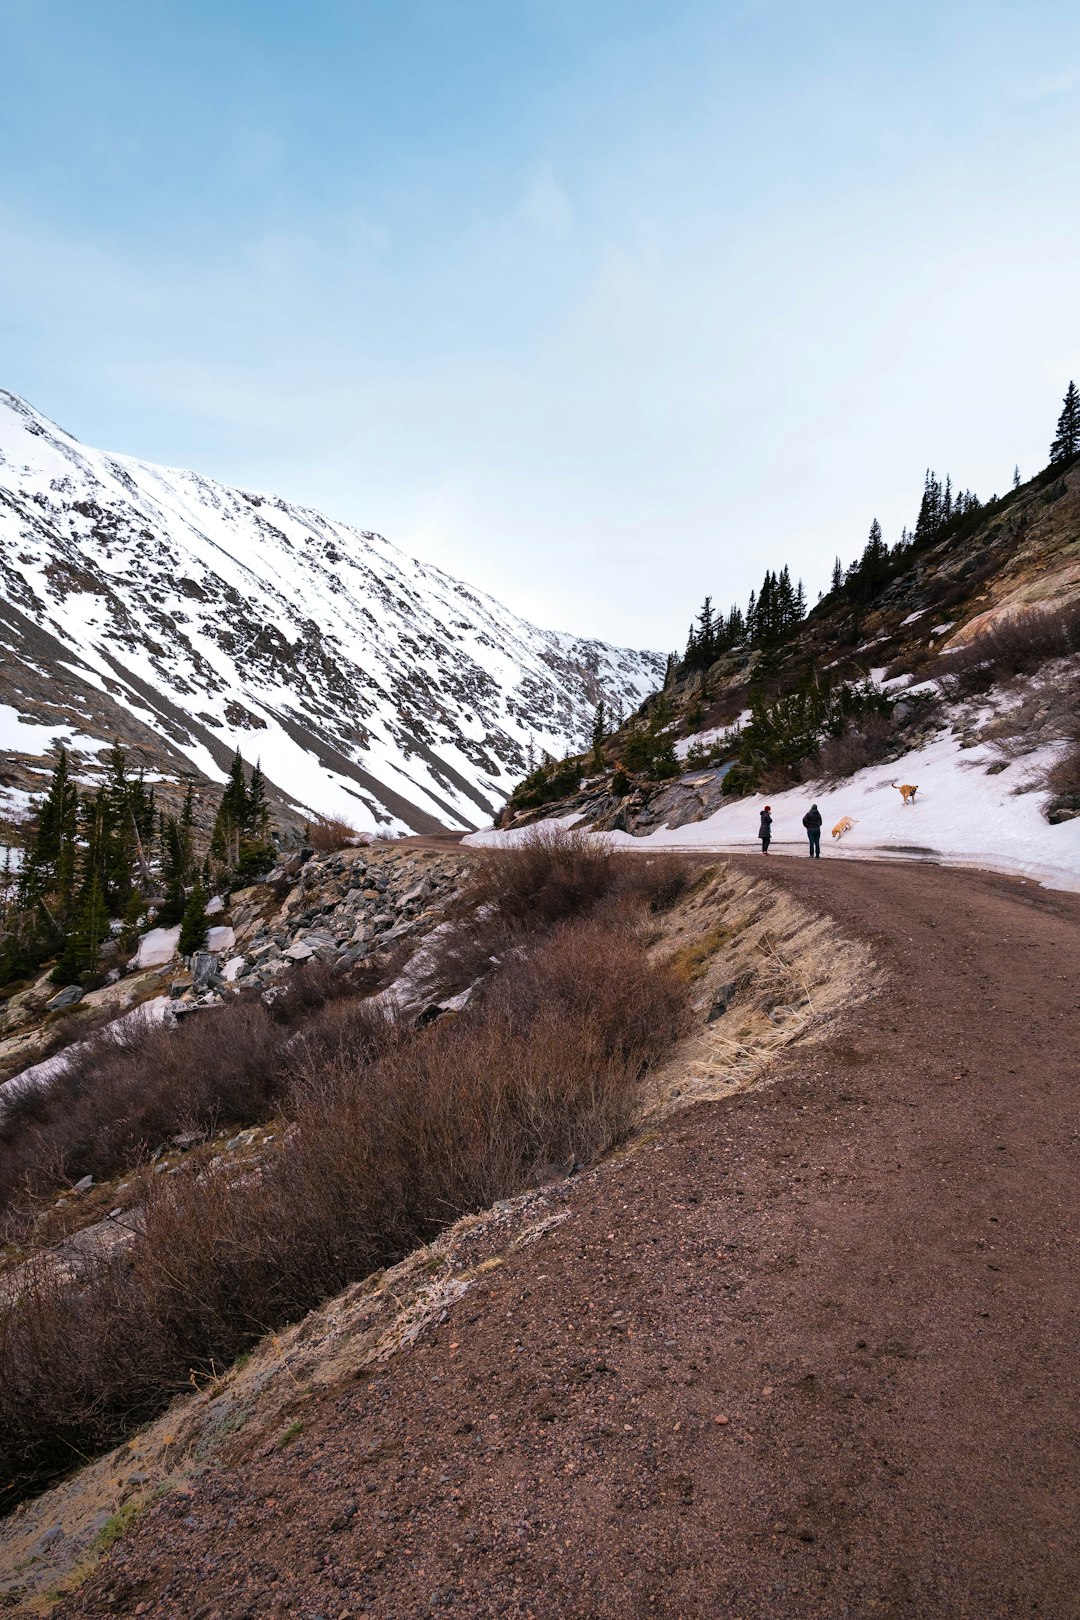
<box><xmin>465</xmin><ymin>826</ymin><xmax>622</xmax><ymax>928</ymax></box>
<box><xmin>308</xmin><ymin>815</ymin><xmax>362</xmax><ymax>853</ymax></box>
<box><xmin>814</xmin><ymin>713</ymin><xmax>897</xmax><ymax>779</ymax></box>
<box><xmin>1047</xmin><ymin>730</ymin><xmax>1080</xmax><ymax>800</ymax></box>
<box><xmin>0</xmin><ymin>1001</ymin><xmax>286</xmax><ymax>1224</ymax></box>
<box><xmin>262</xmin><ymin>958</ymin><xmax>381</xmax><ymax>1027</ymax></box>
<box><xmin>934</xmin><ymin>599</ymin><xmax>1080</xmax><ymax>698</ymax></box>
<box><xmin>0</xmin><ymin>918</ymin><xmax>689</xmax><ymax>1501</ymax></box>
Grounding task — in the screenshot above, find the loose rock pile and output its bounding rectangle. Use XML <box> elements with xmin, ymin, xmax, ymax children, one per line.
<box><xmin>166</xmin><ymin>845</ymin><xmax>469</xmax><ymax>1010</ymax></box>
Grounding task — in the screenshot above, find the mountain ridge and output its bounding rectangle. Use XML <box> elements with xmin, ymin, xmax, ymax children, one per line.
<box><xmin>0</xmin><ymin>390</ymin><xmax>662</xmax><ymax>834</ymax></box>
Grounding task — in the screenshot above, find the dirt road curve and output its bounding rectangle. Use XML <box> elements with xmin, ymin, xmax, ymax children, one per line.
<box><xmin>58</xmin><ymin>859</ymin><xmax>1080</xmax><ymax>1620</ymax></box>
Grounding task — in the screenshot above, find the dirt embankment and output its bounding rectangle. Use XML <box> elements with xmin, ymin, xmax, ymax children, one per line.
<box><xmin>8</xmin><ymin>858</ymin><xmax>1080</xmax><ymax>1619</ymax></box>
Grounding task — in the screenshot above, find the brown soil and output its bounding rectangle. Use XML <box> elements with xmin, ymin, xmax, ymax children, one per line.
<box><xmin>52</xmin><ymin>858</ymin><xmax>1080</xmax><ymax>1620</ymax></box>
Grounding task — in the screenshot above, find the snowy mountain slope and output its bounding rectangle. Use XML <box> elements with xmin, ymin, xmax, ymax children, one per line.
<box><xmin>0</xmin><ymin>391</ymin><xmax>662</xmax><ymax>832</ymax></box>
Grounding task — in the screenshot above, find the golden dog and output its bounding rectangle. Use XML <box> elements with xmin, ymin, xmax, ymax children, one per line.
<box><xmin>832</xmin><ymin>815</ymin><xmax>855</xmax><ymax>840</ymax></box>
<box><xmin>890</xmin><ymin>780</ymin><xmax>918</xmax><ymax>805</ymax></box>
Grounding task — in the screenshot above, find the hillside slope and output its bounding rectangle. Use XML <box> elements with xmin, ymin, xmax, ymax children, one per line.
<box><xmin>0</xmin><ymin>391</ymin><xmax>662</xmax><ymax>834</ymax></box>
<box><xmin>490</xmin><ymin>455</ymin><xmax>1080</xmax><ymax>886</ymax></box>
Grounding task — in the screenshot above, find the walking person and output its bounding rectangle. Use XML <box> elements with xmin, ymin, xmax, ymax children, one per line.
<box><xmin>759</xmin><ymin>804</ymin><xmax>772</xmax><ymax>855</ymax></box>
<box><xmin>802</xmin><ymin>802</ymin><xmax>822</xmax><ymax>859</ymax></box>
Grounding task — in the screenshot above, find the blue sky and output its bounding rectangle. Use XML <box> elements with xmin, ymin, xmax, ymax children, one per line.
<box><xmin>3</xmin><ymin>0</ymin><xmax>1079</xmax><ymax>649</ymax></box>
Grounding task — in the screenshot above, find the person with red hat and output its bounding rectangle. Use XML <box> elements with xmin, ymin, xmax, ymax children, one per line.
<box><xmin>758</xmin><ymin>804</ymin><xmax>772</xmax><ymax>854</ymax></box>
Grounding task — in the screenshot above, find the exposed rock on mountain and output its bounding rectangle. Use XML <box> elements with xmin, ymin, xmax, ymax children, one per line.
<box><xmin>0</xmin><ymin>391</ymin><xmax>662</xmax><ymax>833</ymax></box>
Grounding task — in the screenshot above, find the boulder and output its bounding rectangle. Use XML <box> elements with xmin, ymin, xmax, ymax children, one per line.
<box><xmin>190</xmin><ymin>951</ymin><xmax>220</xmax><ymax>988</ymax></box>
<box><xmin>1047</xmin><ymin>792</ymin><xmax>1080</xmax><ymax>825</ymax></box>
<box><xmin>47</xmin><ymin>985</ymin><xmax>84</xmax><ymax>1012</ymax></box>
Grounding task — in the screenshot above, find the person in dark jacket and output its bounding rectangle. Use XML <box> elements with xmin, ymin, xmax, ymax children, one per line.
<box><xmin>802</xmin><ymin>803</ymin><xmax>822</xmax><ymax>858</ymax></box>
<box><xmin>758</xmin><ymin>805</ymin><xmax>772</xmax><ymax>854</ymax></box>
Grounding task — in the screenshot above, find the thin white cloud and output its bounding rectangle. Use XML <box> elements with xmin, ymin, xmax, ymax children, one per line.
<box><xmin>519</xmin><ymin>170</ymin><xmax>573</xmax><ymax>238</ymax></box>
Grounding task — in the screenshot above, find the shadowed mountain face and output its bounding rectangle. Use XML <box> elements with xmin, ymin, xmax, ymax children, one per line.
<box><xmin>0</xmin><ymin>391</ymin><xmax>662</xmax><ymax>833</ymax></box>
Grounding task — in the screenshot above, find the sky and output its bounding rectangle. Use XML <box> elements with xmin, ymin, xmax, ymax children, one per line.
<box><xmin>2</xmin><ymin>0</ymin><xmax>1079</xmax><ymax>653</ymax></box>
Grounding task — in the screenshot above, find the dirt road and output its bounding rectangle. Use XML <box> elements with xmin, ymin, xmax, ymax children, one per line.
<box><xmin>58</xmin><ymin>859</ymin><xmax>1080</xmax><ymax>1620</ymax></box>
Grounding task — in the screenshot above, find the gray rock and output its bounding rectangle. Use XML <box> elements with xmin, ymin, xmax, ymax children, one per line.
<box><xmin>73</xmin><ymin>1174</ymin><xmax>94</xmax><ymax>1193</ymax></box>
<box><xmin>31</xmin><ymin>1524</ymin><xmax>65</xmax><ymax>1556</ymax></box>
<box><xmin>47</xmin><ymin>985</ymin><xmax>83</xmax><ymax>1011</ymax></box>
<box><xmin>285</xmin><ymin>940</ymin><xmax>314</xmax><ymax>961</ymax></box>
<box><xmin>190</xmin><ymin>951</ymin><xmax>219</xmax><ymax>988</ymax></box>
<box><xmin>398</xmin><ymin>881</ymin><xmax>432</xmax><ymax>907</ymax></box>
<box><xmin>707</xmin><ymin>974</ymin><xmax>753</xmax><ymax>1023</ymax></box>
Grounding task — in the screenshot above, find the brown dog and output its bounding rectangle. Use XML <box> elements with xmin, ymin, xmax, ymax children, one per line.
<box><xmin>832</xmin><ymin>815</ymin><xmax>855</xmax><ymax>840</ymax></box>
<box><xmin>890</xmin><ymin>780</ymin><xmax>918</xmax><ymax>805</ymax></box>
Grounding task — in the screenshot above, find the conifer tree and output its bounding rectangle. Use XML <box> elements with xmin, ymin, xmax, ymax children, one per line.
<box><xmin>1013</xmin><ymin>464</ymin><xmax>1021</xmax><ymax>489</ymax></box>
<box><xmin>246</xmin><ymin>762</ymin><xmax>269</xmax><ymax>838</ymax></box>
<box><xmin>54</xmin><ymin>872</ymin><xmax>108</xmax><ymax>984</ymax></box>
<box><xmin>157</xmin><ymin>808</ymin><xmax>195</xmax><ymax>926</ymax></box>
<box><xmin>590</xmin><ymin>701</ymin><xmax>607</xmax><ymax>768</ymax></box>
<box><xmin>830</xmin><ymin>557</ymin><xmax>843</xmax><ymax>593</ymax></box>
<box><xmin>1050</xmin><ymin>381</ymin><xmax>1080</xmax><ymax>465</ymax></box>
<box><xmin>210</xmin><ymin>750</ymin><xmax>247</xmax><ymax>872</ymax></box>
<box><xmin>178</xmin><ymin>880</ymin><xmax>210</xmax><ymax>958</ymax></box>
<box><xmin>120</xmin><ymin>888</ymin><xmax>145</xmax><ymax>953</ymax></box>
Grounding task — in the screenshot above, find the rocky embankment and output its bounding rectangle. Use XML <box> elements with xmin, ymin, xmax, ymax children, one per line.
<box><xmin>178</xmin><ymin>842</ymin><xmax>466</xmax><ymax>1006</ymax></box>
<box><xmin>0</xmin><ymin>843</ymin><xmax>468</xmax><ymax>1092</ymax></box>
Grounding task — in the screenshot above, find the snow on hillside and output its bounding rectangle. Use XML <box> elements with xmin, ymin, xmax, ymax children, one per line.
<box><xmin>468</xmin><ymin>728</ymin><xmax>1080</xmax><ymax>894</ymax></box>
<box><xmin>0</xmin><ymin>391</ymin><xmax>663</xmax><ymax>832</ymax></box>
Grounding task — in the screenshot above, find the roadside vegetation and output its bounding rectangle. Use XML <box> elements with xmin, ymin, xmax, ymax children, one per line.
<box><xmin>0</xmin><ymin>831</ymin><xmax>692</xmax><ymax>1510</ymax></box>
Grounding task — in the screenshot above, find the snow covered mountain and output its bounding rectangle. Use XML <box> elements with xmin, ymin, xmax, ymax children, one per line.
<box><xmin>0</xmin><ymin>391</ymin><xmax>662</xmax><ymax>833</ymax></box>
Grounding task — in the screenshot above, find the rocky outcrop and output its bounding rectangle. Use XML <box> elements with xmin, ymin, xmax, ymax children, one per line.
<box><xmin>163</xmin><ymin>844</ymin><xmax>468</xmax><ymax>1013</ymax></box>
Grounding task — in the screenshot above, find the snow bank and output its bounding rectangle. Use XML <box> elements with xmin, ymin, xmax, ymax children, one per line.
<box><xmin>134</xmin><ymin>925</ymin><xmax>181</xmax><ymax>967</ymax></box>
<box><xmin>467</xmin><ymin>730</ymin><xmax>1080</xmax><ymax>893</ymax></box>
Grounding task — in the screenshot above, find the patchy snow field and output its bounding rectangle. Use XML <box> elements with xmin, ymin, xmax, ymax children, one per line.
<box><xmin>467</xmin><ymin>728</ymin><xmax>1080</xmax><ymax>893</ymax></box>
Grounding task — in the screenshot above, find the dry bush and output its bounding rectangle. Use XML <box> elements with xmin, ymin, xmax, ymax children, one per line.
<box><xmin>262</xmin><ymin>958</ymin><xmax>381</xmax><ymax>1027</ymax></box>
<box><xmin>933</xmin><ymin>599</ymin><xmax>1080</xmax><ymax>698</ymax></box>
<box><xmin>922</xmin><ymin>576</ymin><xmax>969</xmax><ymax>612</ymax></box>
<box><xmin>465</xmin><ymin>826</ymin><xmax>623</xmax><ymax>927</ymax></box>
<box><xmin>0</xmin><ymin>1002</ymin><xmax>285</xmax><ymax>1225</ymax></box>
<box><xmin>0</xmin><ymin>918</ymin><xmax>688</xmax><ymax>1501</ymax></box>
<box><xmin>438</xmin><ymin>829</ymin><xmax>691</xmax><ymax>991</ymax></box>
<box><xmin>308</xmin><ymin>815</ymin><xmax>362</xmax><ymax>853</ymax></box>
<box><xmin>813</xmin><ymin>713</ymin><xmax>897</xmax><ymax>779</ymax></box>
<box><xmin>1047</xmin><ymin>731</ymin><xmax>1080</xmax><ymax>799</ymax></box>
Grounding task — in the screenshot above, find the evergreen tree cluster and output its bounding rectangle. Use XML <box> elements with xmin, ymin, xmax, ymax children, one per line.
<box><xmin>682</xmin><ymin>566</ymin><xmax>806</xmax><ymax>672</ymax></box>
<box><xmin>506</xmin><ymin>752</ymin><xmax>585</xmax><ymax>816</ymax></box>
<box><xmin>723</xmin><ymin>677</ymin><xmax>893</xmax><ymax>797</ymax></box>
<box><xmin>210</xmin><ymin>750</ymin><xmax>271</xmax><ymax>886</ymax></box>
<box><xmin>0</xmin><ymin>744</ymin><xmax>276</xmax><ymax>990</ymax></box>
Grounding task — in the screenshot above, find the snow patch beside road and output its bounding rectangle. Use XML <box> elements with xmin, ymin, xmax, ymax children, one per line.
<box><xmin>467</xmin><ymin>729</ymin><xmax>1080</xmax><ymax>893</ymax></box>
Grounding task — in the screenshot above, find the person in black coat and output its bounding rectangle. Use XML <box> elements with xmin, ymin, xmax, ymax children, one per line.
<box><xmin>802</xmin><ymin>802</ymin><xmax>822</xmax><ymax>858</ymax></box>
<box><xmin>758</xmin><ymin>805</ymin><xmax>772</xmax><ymax>854</ymax></box>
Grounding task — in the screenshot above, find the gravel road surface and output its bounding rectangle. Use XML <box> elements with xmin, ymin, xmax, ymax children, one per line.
<box><xmin>57</xmin><ymin>858</ymin><xmax>1080</xmax><ymax>1620</ymax></box>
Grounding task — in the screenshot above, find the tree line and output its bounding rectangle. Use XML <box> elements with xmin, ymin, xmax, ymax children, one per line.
<box><xmin>682</xmin><ymin>566</ymin><xmax>807</xmax><ymax>672</ymax></box>
<box><xmin>0</xmin><ymin>744</ymin><xmax>274</xmax><ymax>989</ymax></box>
